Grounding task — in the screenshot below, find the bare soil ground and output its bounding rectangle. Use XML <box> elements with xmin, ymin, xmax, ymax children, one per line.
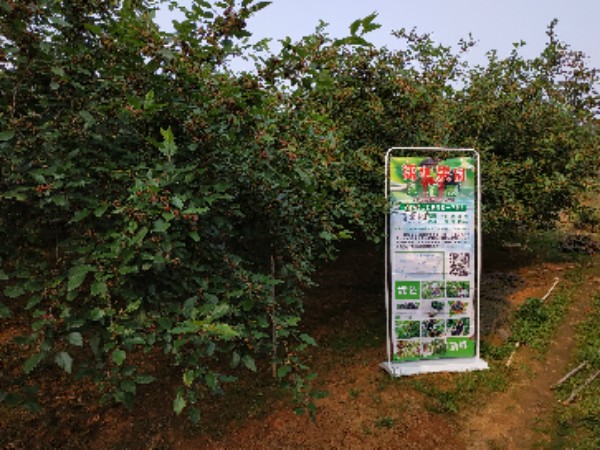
<box><xmin>1</xmin><ymin>238</ymin><xmax>598</xmax><ymax>449</ymax></box>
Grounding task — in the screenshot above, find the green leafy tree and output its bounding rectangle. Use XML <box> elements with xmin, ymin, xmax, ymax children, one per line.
<box><xmin>451</xmin><ymin>21</ymin><xmax>598</xmax><ymax>235</ymax></box>
<box><xmin>257</xmin><ymin>18</ymin><xmax>598</xmax><ymax>239</ymax></box>
<box><xmin>0</xmin><ymin>0</ymin><xmax>351</xmax><ymax>420</ymax></box>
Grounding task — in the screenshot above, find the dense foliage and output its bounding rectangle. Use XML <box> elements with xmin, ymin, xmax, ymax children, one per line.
<box><xmin>1</xmin><ymin>0</ymin><xmax>598</xmax><ymax>420</ymax></box>
<box><xmin>261</xmin><ymin>21</ymin><xmax>598</xmax><ymax>236</ymax></box>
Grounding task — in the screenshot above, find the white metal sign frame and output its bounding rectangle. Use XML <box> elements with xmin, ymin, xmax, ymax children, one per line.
<box><xmin>381</xmin><ymin>147</ymin><xmax>488</xmax><ymax>376</ymax></box>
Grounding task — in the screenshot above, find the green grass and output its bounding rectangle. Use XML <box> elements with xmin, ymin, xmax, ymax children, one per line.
<box><xmin>509</xmin><ymin>291</ymin><xmax>570</xmax><ymax>352</ymax></box>
<box><xmin>374</xmin><ymin>416</ymin><xmax>395</xmax><ymax>429</ymax></box>
<box><xmin>410</xmin><ymin>368</ymin><xmax>510</xmax><ymax>414</ymax></box>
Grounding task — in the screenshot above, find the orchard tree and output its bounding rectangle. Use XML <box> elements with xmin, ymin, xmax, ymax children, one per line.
<box><xmin>0</xmin><ymin>0</ymin><xmax>352</xmax><ymax>420</ymax></box>
<box><xmin>451</xmin><ymin>21</ymin><xmax>599</xmax><ymax>235</ymax></box>
<box><xmin>255</xmin><ymin>18</ymin><xmax>598</xmax><ymax>239</ymax></box>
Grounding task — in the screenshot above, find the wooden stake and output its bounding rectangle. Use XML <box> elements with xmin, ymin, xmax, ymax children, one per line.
<box><xmin>552</xmin><ymin>361</ymin><xmax>588</xmax><ymax>389</ymax></box>
<box><xmin>542</xmin><ymin>277</ymin><xmax>560</xmax><ymax>302</ymax></box>
<box><xmin>505</xmin><ymin>342</ymin><xmax>520</xmax><ymax>367</ymax></box>
<box><xmin>564</xmin><ymin>369</ymin><xmax>600</xmax><ymax>404</ymax></box>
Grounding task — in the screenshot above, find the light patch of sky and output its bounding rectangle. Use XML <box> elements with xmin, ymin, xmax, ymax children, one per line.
<box><xmin>156</xmin><ymin>0</ymin><xmax>600</xmax><ymax>71</ymax></box>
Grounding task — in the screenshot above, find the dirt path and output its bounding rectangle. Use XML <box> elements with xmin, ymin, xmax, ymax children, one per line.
<box><xmin>461</xmin><ymin>257</ymin><xmax>600</xmax><ymax>449</ymax></box>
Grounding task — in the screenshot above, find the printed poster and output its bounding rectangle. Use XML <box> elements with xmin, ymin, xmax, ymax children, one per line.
<box><xmin>389</xmin><ymin>156</ymin><xmax>476</xmax><ymax>361</ymax></box>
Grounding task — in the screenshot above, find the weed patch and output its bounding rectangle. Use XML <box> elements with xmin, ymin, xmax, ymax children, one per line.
<box><xmin>510</xmin><ymin>294</ymin><xmax>567</xmax><ymax>350</ymax></box>
<box><xmin>411</xmin><ymin>369</ymin><xmax>509</xmax><ymax>414</ymax></box>
<box><xmin>374</xmin><ymin>416</ymin><xmax>395</xmax><ymax>429</ymax></box>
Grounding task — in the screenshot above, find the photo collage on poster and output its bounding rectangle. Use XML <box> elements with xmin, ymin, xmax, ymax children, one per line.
<box><xmin>389</xmin><ymin>156</ymin><xmax>476</xmax><ymax>361</ymax></box>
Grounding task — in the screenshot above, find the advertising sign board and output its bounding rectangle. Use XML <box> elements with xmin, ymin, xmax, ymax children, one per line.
<box><xmin>382</xmin><ymin>148</ymin><xmax>488</xmax><ymax>376</ymax></box>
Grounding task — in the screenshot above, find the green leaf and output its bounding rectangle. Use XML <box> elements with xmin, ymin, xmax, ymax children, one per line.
<box><xmin>143</xmin><ymin>89</ymin><xmax>155</xmax><ymax>110</ymax></box>
<box><xmin>294</xmin><ymin>167</ymin><xmax>312</xmax><ymax>187</ymax></box>
<box><xmin>319</xmin><ymin>231</ymin><xmax>334</xmax><ymax>241</ymax></box>
<box><xmin>135</xmin><ymin>374</ymin><xmax>155</xmax><ymax>384</ymax></box>
<box><xmin>0</xmin><ymin>270</ymin><xmax>8</xmax><ymax>281</ymax></box>
<box><xmin>205</xmin><ymin>341</ymin><xmax>216</xmax><ymax>356</ymax></box>
<box><xmin>78</xmin><ymin>110</ymin><xmax>95</xmax><ymax>128</ymax></box>
<box><xmin>0</xmin><ymin>189</ymin><xmax>27</xmax><ymax>201</ymax></box>
<box><xmin>2</xmin><ymin>392</ymin><xmax>22</xmax><ymax>407</ymax></box>
<box><xmin>125</xmin><ymin>299</ymin><xmax>141</xmax><ymax>313</ymax></box>
<box><xmin>32</xmin><ymin>320</ymin><xmax>46</xmax><ymax>331</ymax></box>
<box><xmin>210</xmin><ymin>303</ymin><xmax>230</xmax><ymax>319</ymax></box>
<box><xmin>334</xmin><ymin>35</ymin><xmax>371</xmax><ymax>47</ymax></box>
<box><xmin>277</xmin><ymin>364</ymin><xmax>291</xmax><ymax>379</ymax></box>
<box><xmin>183</xmin><ymin>370</ymin><xmax>195</xmax><ymax>387</ymax></box>
<box><xmin>67</xmin><ymin>265</ymin><xmax>95</xmax><ymax>292</ymax></box>
<box><xmin>120</xmin><ymin>380</ymin><xmax>136</xmax><ymax>394</ymax></box>
<box><xmin>55</xmin><ymin>352</ymin><xmax>73</xmax><ymax>373</ymax></box>
<box><xmin>173</xmin><ymin>391</ymin><xmax>186</xmax><ymax>415</ymax></box>
<box><xmin>299</xmin><ymin>333</ymin><xmax>317</xmax><ymax>346</ymax></box>
<box><xmin>171</xmin><ymin>196</ymin><xmax>184</xmax><ymax>209</ymax></box>
<box><xmin>187</xmin><ymin>407</ymin><xmax>201</xmax><ymax>424</ymax></box>
<box><xmin>131</xmin><ymin>226</ymin><xmax>149</xmax><ymax>246</ymax></box>
<box><xmin>70</xmin><ymin>209</ymin><xmax>91</xmax><ymax>223</ymax></box>
<box><xmin>249</xmin><ymin>1</ymin><xmax>271</xmax><ymax>13</ymax></box>
<box><xmin>170</xmin><ymin>322</ymin><xmax>200</xmax><ymax>334</ymax></box>
<box><xmin>4</xmin><ymin>284</ymin><xmax>25</xmax><ymax>299</ymax></box>
<box><xmin>242</xmin><ymin>355</ymin><xmax>257</xmax><ymax>372</ymax></box>
<box><xmin>68</xmin><ymin>332</ymin><xmax>83</xmax><ymax>347</ymax></box>
<box><xmin>84</xmin><ymin>23</ymin><xmax>103</xmax><ymax>34</ymax></box>
<box><xmin>182</xmin><ymin>207</ymin><xmax>209</xmax><ymax>215</ymax></box>
<box><xmin>230</xmin><ymin>351</ymin><xmax>241</xmax><ymax>368</ymax></box>
<box><xmin>112</xmin><ymin>349</ymin><xmax>126</xmax><ymax>366</ymax></box>
<box><xmin>50</xmin><ymin>66</ymin><xmax>66</xmax><ymax>77</ymax></box>
<box><xmin>93</xmin><ymin>204</ymin><xmax>109</xmax><ymax>217</ymax></box>
<box><xmin>152</xmin><ymin>219</ymin><xmax>170</xmax><ymax>233</ymax></box>
<box><xmin>201</xmin><ymin>323</ymin><xmax>239</xmax><ymax>340</ymax></box>
<box><xmin>362</xmin><ymin>12</ymin><xmax>381</xmax><ymax>33</ymax></box>
<box><xmin>0</xmin><ymin>130</ymin><xmax>15</xmax><ymax>141</ymax></box>
<box><xmin>90</xmin><ymin>279</ymin><xmax>108</xmax><ymax>298</ymax></box>
<box><xmin>24</xmin><ymin>353</ymin><xmax>44</xmax><ymax>374</ymax></box>
<box><xmin>49</xmin><ymin>17</ymin><xmax>70</xmax><ymax>27</ymax></box>
<box><xmin>125</xmin><ymin>336</ymin><xmax>145</xmax><ymax>346</ymax></box>
<box><xmin>349</xmin><ymin>18</ymin><xmax>361</xmax><ymax>36</ymax></box>
<box><xmin>0</xmin><ymin>303</ymin><xmax>12</xmax><ymax>319</ymax></box>
<box><xmin>159</xmin><ymin>127</ymin><xmax>177</xmax><ymax>160</ymax></box>
<box><xmin>89</xmin><ymin>333</ymin><xmax>100</xmax><ymax>356</ymax></box>
<box><xmin>205</xmin><ymin>371</ymin><xmax>217</xmax><ymax>390</ymax></box>
<box><xmin>338</xmin><ymin>229</ymin><xmax>353</xmax><ymax>239</ymax></box>
<box><xmin>159</xmin><ymin>48</ymin><xmax>175</xmax><ymax>60</ymax></box>
<box><xmin>25</xmin><ymin>295</ymin><xmax>42</xmax><ymax>310</ymax></box>
<box><xmin>90</xmin><ymin>308</ymin><xmax>105</xmax><ymax>321</ymax></box>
